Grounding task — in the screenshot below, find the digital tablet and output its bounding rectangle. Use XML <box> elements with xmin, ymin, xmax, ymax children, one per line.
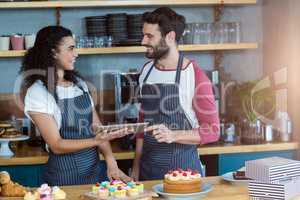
<box><xmin>94</xmin><ymin>122</ymin><xmax>149</xmax><ymax>135</ymax></box>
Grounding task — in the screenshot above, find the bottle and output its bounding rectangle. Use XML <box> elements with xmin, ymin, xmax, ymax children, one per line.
<box><xmin>275</xmin><ymin>111</ymin><xmax>291</xmax><ymax>142</ymax></box>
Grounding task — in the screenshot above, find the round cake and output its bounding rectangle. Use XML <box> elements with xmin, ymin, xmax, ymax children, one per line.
<box><xmin>163</xmin><ymin>168</ymin><xmax>202</xmax><ymax>194</ymax></box>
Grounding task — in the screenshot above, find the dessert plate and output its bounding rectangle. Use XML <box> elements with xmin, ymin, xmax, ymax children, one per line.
<box><xmin>152</xmin><ymin>183</ymin><xmax>213</xmax><ymax>200</ymax></box>
<box><xmin>221</xmin><ymin>171</ymin><xmax>249</xmax><ymax>185</ymax></box>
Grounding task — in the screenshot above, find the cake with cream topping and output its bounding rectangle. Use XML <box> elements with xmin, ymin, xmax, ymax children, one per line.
<box><xmin>163</xmin><ymin>168</ymin><xmax>202</xmax><ymax>194</ymax></box>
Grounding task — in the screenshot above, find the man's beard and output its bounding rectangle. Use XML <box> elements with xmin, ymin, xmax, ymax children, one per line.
<box><xmin>144</xmin><ymin>38</ymin><xmax>169</xmax><ymax>60</ymax></box>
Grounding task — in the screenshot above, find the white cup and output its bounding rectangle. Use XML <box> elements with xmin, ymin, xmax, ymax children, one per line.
<box><xmin>25</xmin><ymin>34</ymin><xmax>36</xmax><ymax>50</ymax></box>
<box><xmin>0</xmin><ymin>36</ymin><xmax>10</xmax><ymax>50</ymax></box>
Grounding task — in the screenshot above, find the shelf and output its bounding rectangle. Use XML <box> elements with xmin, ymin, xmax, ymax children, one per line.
<box><xmin>0</xmin><ymin>43</ymin><xmax>258</xmax><ymax>58</ymax></box>
<box><xmin>0</xmin><ymin>142</ymin><xmax>297</xmax><ymax>165</ymax></box>
<box><xmin>0</xmin><ymin>0</ymin><xmax>257</xmax><ymax>9</ymax></box>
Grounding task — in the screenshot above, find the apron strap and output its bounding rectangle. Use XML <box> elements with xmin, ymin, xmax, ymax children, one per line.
<box><xmin>142</xmin><ymin>52</ymin><xmax>184</xmax><ymax>84</ymax></box>
<box><xmin>175</xmin><ymin>52</ymin><xmax>184</xmax><ymax>84</ymax></box>
<box><xmin>142</xmin><ymin>62</ymin><xmax>155</xmax><ymax>84</ymax></box>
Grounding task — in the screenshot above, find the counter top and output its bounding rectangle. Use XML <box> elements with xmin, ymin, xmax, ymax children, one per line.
<box><xmin>0</xmin><ymin>141</ymin><xmax>298</xmax><ymax>166</ymax></box>
<box><xmin>2</xmin><ymin>176</ymin><xmax>300</xmax><ymax>200</ymax></box>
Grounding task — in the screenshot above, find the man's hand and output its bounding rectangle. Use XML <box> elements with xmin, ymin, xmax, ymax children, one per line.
<box><xmin>145</xmin><ymin>124</ymin><xmax>176</xmax><ymax>143</ymax></box>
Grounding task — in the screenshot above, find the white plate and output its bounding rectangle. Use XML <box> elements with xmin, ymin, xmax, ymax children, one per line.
<box><xmin>0</xmin><ymin>135</ymin><xmax>29</xmax><ymax>142</ymax></box>
<box><xmin>152</xmin><ymin>183</ymin><xmax>213</xmax><ymax>200</ymax></box>
<box><xmin>221</xmin><ymin>171</ymin><xmax>249</xmax><ymax>185</ymax></box>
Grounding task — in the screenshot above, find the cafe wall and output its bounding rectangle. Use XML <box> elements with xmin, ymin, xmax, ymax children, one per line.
<box><xmin>0</xmin><ymin>4</ymin><xmax>263</xmax><ymax>119</ymax></box>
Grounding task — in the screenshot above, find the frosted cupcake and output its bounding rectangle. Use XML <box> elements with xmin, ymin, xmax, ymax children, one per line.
<box><xmin>135</xmin><ymin>183</ymin><xmax>144</xmax><ymax>193</ymax></box>
<box><xmin>98</xmin><ymin>187</ymin><xmax>109</xmax><ymax>199</ymax></box>
<box><xmin>127</xmin><ymin>187</ymin><xmax>139</xmax><ymax>197</ymax></box>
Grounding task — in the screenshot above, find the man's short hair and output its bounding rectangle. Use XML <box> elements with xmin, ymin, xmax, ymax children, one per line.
<box><xmin>142</xmin><ymin>7</ymin><xmax>186</xmax><ymax>43</ymax></box>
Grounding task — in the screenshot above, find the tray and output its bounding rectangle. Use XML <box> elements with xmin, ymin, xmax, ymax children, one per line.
<box><xmin>80</xmin><ymin>189</ymin><xmax>157</xmax><ymax>200</ymax></box>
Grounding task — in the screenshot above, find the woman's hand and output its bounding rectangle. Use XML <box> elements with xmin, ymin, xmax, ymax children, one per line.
<box><xmin>131</xmin><ymin>160</ymin><xmax>140</xmax><ymax>181</ymax></box>
<box><xmin>94</xmin><ymin>127</ymin><xmax>131</xmax><ymax>142</ymax></box>
<box><xmin>146</xmin><ymin>124</ymin><xmax>176</xmax><ymax>144</ymax></box>
<box><xmin>106</xmin><ymin>157</ymin><xmax>132</xmax><ymax>182</ymax></box>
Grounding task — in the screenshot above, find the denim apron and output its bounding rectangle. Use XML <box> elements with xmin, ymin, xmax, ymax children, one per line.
<box><xmin>44</xmin><ymin>85</ymin><xmax>104</xmax><ymax>185</ymax></box>
<box><xmin>139</xmin><ymin>53</ymin><xmax>203</xmax><ymax>180</ymax></box>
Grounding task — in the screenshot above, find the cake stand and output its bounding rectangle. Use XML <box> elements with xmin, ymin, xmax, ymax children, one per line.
<box><xmin>0</xmin><ymin>135</ymin><xmax>29</xmax><ymax>157</ymax></box>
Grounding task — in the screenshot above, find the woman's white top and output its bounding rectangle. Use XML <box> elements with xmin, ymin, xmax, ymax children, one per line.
<box><xmin>24</xmin><ymin>79</ymin><xmax>94</xmax><ymax>129</ymax></box>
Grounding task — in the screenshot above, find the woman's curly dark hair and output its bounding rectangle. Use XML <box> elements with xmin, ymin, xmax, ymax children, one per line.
<box><xmin>19</xmin><ymin>25</ymin><xmax>82</xmax><ymax>102</ymax></box>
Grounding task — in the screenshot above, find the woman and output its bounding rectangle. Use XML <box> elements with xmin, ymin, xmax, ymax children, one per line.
<box><xmin>20</xmin><ymin>26</ymin><xmax>131</xmax><ymax>186</ymax></box>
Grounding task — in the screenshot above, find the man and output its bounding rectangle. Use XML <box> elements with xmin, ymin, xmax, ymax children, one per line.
<box><xmin>131</xmin><ymin>7</ymin><xmax>220</xmax><ymax>181</ymax></box>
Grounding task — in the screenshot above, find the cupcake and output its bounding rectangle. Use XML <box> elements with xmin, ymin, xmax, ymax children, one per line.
<box><xmin>113</xmin><ymin>187</ymin><xmax>127</xmax><ymax>199</ymax></box>
<box><xmin>98</xmin><ymin>187</ymin><xmax>109</xmax><ymax>199</ymax></box>
<box><xmin>126</xmin><ymin>181</ymin><xmax>136</xmax><ymax>188</ymax></box>
<box><xmin>135</xmin><ymin>183</ymin><xmax>144</xmax><ymax>193</ymax></box>
<box><xmin>38</xmin><ymin>184</ymin><xmax>52</xmax><ymax>200</ymax></box>
<box><xmin>100</xmin><ymin>181</ymin><xmax>109</xmax><ymax>188</ymax></box>
<box><xmin>108</xmin><ymin>186</ymin><xmax>117</xmax><ymax>196</ymax></box>
<box><xmin>24</xmin><ymin>191</ymin><xmax>37</xmax><ymax>200</ymax></box>
<box><xmin>92</xmin><ymin>182</ymin><xmax>101</xmax><ymax>194</ymax></box>
<box><xmin>127</xmin><ymin>187</ymin><xmax>139</xmax><ymax>197</ymax></box>
<box><xmin>52</xmin><ymin>186</ymin><xmax>66</xmax><ymax>200</ymax></box>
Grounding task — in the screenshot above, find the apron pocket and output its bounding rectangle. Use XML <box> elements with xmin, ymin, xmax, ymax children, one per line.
<box><xmin>74</xmin><ymin>148</ymin><xmax>98</xmax><ymax>177</ymax></box>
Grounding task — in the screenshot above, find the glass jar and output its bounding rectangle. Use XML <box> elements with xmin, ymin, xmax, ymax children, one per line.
<box><xmin>240</xmin><ymin>119</ymin><xmax>265</xmax><ymax>144</ymax></box>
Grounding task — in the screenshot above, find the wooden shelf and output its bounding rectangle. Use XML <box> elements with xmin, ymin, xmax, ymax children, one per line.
<box><xmin>0</xmin><ymin>0</ymin><xmax>257</xmax><ymax>9</ymax></box>
<box><xmin>0</xmin><ymin>43</ymin><xmax>258</xmax><ymax>58</ymax></box>
<box><xmin>0</xmin><ymin>142</ymin><xmax>297</xmax><ymax>165</ymax></box>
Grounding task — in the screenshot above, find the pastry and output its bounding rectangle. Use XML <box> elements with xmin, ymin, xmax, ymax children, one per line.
<box><xmin>1</xmin><ymin>181</ymin><xmax>27</xmax><ymax>197</ymax></box>
<box><xmin>233</xmin><ymin>166</ymin><xmax>250</xmax><ymax>180</ymax></box>
<box><xmin>24</xmin><ymin>191</ymin><xmax>39</xmax><ymax>200</ymax></box>
<box><xmin>163</xmin><ymin>168</ymin><xmax>202</xmax><ymax>194</ymax></box>
<box><xmin>0</xmin><ymin>129</ymin><xmax>22</xmax><ymax>138</ymax></box>
<box><xmin>0</xmin><ymin>171</ymin><xmax>11</xmax><ymax>185</ymax></box>
<box><xmin>113</xmin><ymin>186</ymin><xmax>127</xmax><ymax>198</ymax></box>
<box><xmin>0</xmin><ymin>171</ymin><xmax>27</xmax><ymax>197</ymax></box>
<box><xmin>23</xmin><ymin>184</ymin><xmax>66</xmax><ymax>200</ymax></box>
<box><xmin>91</xmin><ymin>180</ymin><xmax>145</xmax><ymax>198</ymax></box>
<box><xmin>52</xmin><ymin>186</ymin><xmax>66</xmax><ymax>200</ymax></box>
<box><xmin>0</xmin><ymin>128</ymin><xmax>5</xmax><ymax>136</ymax></box>
<box><xmin>135</xmin><ymin>183</ymin><xmax>144</xmax><ymax>193</ymax></box>
<box><xmin>0</xmin><ymin>122</ymin><xmax>12</xmax><ymax>128</ymax></box>
<box><xmin>127</xmin><ymin>187</ymin><xmax>139</xmax><ymax>197</ymax></box>
<box><xmin>97</xmin><ymin>187</ymin><xmax>109</xmax><ymax>199</ymax></box>
<box><xmin>38</xmin><ymin>184</ymin><xmax>52</xmax><ymax>200</ymax></box>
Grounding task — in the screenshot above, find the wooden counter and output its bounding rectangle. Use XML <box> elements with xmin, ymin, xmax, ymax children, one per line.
<box><xmin>0</xmin><ymin>142</ymin><xmax>298</xmax><ymax>166</ymax></box>
<box><xmin>2</xmin><ymin>176</ymin><xmax>300</xmax><ymax>200</ymax></box>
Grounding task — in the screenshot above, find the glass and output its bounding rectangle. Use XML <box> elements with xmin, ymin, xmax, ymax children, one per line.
<box><xmin>76</xmin><ymin>36</ymin><xmax>112</xmax><ymax>48</ymax></box>
<box><xmin>193</xmin><ymin>23</ymin><xmax>201</xmax><ymax>44</ymax></box>
<box><xmin>213</xmin><ymin>22</ymin><xmax>229</xmax><ymax>43</ymax></box>
<box><xmin>240</xmin><ymin>119</ymin><xmax>265</xmax><ymax>144</ymax></box>
<box><xmin>228</xmin><ymin>22</ymin><xmax>241</xmax><ymax>43</ymax></box>
<box><xmin>106</xmin><ymin>36</ymin><xmax>113</xmax><ymax>47</ymax></box>
<box><xmin>201</xmin><ymin>23</ymin><xmax>213</xmax><ymax>44</ymax></box>
<box><xmin>76</xmin><ymin>36</ymin><xmax>85</xmax><ymax>48</ymax></box>
<box><xmin>183</xmin><ymin>23</ymin><xmax>194</xmax><ymax>44</ymax></box>
<box><xmin>93</xmin><ymin>36</ymin><xmax>105</xmax><ymax>48</ymax></box>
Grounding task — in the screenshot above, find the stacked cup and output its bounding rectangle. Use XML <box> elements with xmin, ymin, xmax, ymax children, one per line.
<box><xmin>0</xmin><ymin>35</ymin><xmax>10</xmax><ymax>51</ymax></box>
<box><xmin>0</xmin><ymin>34</ymin><xmax>36</xmax><ymax>51</ymax></box>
